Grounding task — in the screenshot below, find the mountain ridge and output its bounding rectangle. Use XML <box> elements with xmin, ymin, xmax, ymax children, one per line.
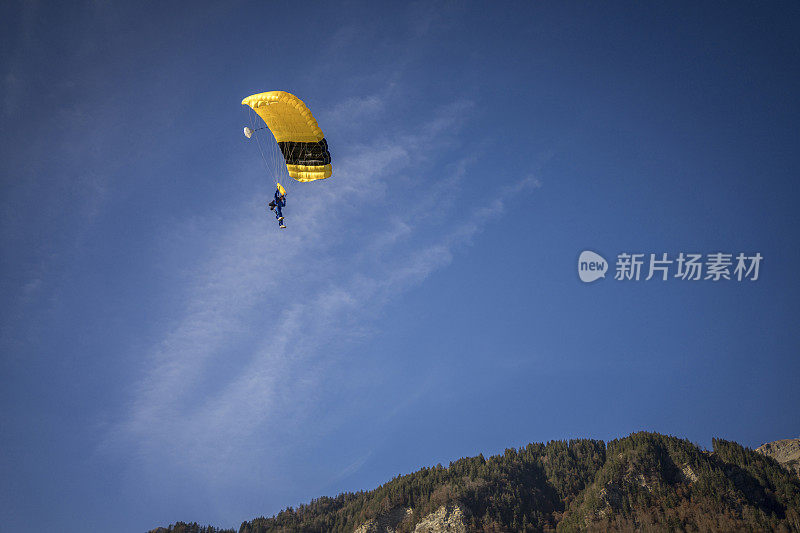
<box><xmin>151</xmin><ymin>432</ymin><xmax>800</xmax><ymax>533</ymax></box>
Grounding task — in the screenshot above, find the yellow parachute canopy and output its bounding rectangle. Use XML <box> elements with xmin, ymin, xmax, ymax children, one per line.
<box><xmin>242</xmin><ymin>91</ymin><xmax>332</xmax><ymax>182</ymax></box>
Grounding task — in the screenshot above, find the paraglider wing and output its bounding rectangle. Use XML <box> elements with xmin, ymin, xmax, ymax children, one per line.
<box><xmin>241</xmin><ymin>91</ymin><xmax>332</xmax><ymax>182</ymax></box>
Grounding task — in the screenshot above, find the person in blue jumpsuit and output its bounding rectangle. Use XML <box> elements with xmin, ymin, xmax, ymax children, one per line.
<box><xmin>268</xmin><ymin>184</ymin><xmax>287</xmax><ymax>229</ymax></box>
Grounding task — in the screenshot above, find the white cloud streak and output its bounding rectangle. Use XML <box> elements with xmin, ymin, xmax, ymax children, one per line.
<box><xmin>103</xmin><ymin>91</ymin><xmax>539</xmax><ymax>489</ymax></box>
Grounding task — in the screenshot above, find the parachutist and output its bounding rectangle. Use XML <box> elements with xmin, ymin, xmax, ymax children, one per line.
<box><xmin>272</xmin><ymin>184</ymin><xmax>287</xmax><ymax>229</ymax></box>
<box><xmin>242</xmin><ymin>91</ymin><xmax>332</xmax><ymax>228</ymax></box>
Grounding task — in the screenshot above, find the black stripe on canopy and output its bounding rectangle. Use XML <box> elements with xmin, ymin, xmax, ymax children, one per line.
<box><xmin>278</xmin><ymin>139</ymin><xmax>332</xmax><ymax>166</ymax></box>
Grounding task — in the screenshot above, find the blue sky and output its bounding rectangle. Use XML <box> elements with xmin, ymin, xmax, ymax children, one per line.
<box><xmin>2</xmin><ymin>1</ymin><xmax>799</xmax><ymax>531</ymax></box>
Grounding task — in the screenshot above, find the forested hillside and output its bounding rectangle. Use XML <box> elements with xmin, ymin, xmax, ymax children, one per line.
<box><xmin>151</xmin><ymin>432</ymin><xmax>800</xmax><ymax>532</ymax></box>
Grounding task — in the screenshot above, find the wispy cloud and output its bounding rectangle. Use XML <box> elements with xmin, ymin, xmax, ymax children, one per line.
<box><xmin>102</xmin><ymin>90</ymin><xmax>539</xmax><ymax>491</ymax></box>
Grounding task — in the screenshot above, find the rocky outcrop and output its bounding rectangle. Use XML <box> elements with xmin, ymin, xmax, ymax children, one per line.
<box><xmin>413</xmin><ymin>505</ymin><xmax>468</xmax><ymax>533</ymax></box>
<box><xmin>354</xmin><ymin>504</ymin><xmax>468</xmax><ymax>533</ymax></box>
<box><xmin>680</xmin><ymin>462</ymin><xmax>699</xmax><ymax>483</ymax></box>
<box><xmin>757</xmin><ymin>438</ymin><xmax>800</xmax><ymax>477</ymax></box>
<box><xmin>353</xmin><ymin>506</ymin><xmax>412</xmax><ymax>533</ymax></box>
